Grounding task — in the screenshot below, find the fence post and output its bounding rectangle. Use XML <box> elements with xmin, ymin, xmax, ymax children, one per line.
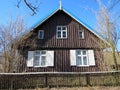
<box><xmin>86</xmin><ymin>74</ymin><xmax>90</xmax><ymax>86</ymax></box>
<box><xmin>114</xmin><ymin>72</ymin><xmax>119</xmax><ymax>86</ymax></box>
<box><xmin>45</xmin><ymin>74</ymin><xmax>48</xmax><ymax>87</ymax></box>
<box><xmin>10</xmin><ymin>79</ymin><xmax>13</xmax><ymax>90</ymax></box>
<box><xmin>9</xmin><ymin>76</ymin><xmax>13</xmax><ymax>90</ymax></box>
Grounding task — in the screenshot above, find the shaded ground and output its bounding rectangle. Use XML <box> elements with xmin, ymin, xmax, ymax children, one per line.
<box><xmin>18</xmin><ymin>86</ymin><xmax>120</xmax><ymax>90</ymax></box>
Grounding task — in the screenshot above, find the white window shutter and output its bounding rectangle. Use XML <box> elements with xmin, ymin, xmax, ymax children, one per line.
<box><xmin>70</xmin><ymin>50</ymin><xmax>76</xmax><ymax>66</ymax></box>
<box><xmin>46</xmin><ymin>51</ymin><xmax>54</xmax><ymax>66</ymax></box>
<box><xmin>88</xmin><ymin>50</ymin><xmax>95</xmax><ymax>66</ymax></box>
<box><xmin>27</xmin><ymin>51</ymin><xmax>34</xmax><ymax>67</ymax></box>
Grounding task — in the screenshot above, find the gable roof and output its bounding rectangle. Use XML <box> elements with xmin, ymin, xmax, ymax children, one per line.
<box><xmin>29</xmin><ymin>7</ymin><xmax>108</xmax><ymax>44</ymax></box>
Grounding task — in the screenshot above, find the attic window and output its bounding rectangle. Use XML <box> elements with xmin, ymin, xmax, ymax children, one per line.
<box><xmin>79</xmin><ymin>31</ymin><xmax>84</xmax><ymax>39</ymax></box>
<box><xmin>56</xmin><ymin>26</ymin><xmax>67</xmax><ymax>38</ymax></box>
<box><xmin>38</xmin><ymin>30</ymin><xmax>44</xmax><ymax>39</ymax></box>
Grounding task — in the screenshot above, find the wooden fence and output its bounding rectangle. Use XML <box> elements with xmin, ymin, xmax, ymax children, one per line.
<box><xmin>0</xmin><ymin>71</ymin><xmax>120</xmax><ymax>89</ymax></box>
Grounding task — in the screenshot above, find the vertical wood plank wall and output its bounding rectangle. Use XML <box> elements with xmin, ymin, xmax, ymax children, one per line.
<box><xmin>18</xmin><ymin>10</ymin><xmax>106</xmax><ymax>72</ymax></box>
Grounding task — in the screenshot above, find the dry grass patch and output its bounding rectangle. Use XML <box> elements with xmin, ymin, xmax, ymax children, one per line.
<box><xmin>18</xmin><ymin>86</ymin><xmax>120</xmax><ymax>90</ymax></box>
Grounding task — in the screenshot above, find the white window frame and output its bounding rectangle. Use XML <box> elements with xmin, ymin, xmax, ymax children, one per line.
<box><xmin>76</xmin><ymin>50</ymin><xmax>89</xmax><ymax>67</ymax></box>
<box><xmin>56</xmin><ymin>26</ymin><xmax>67</xmax><ymax>39</ymax></box>
<box><xmin>79</xmin><ymin>31</ymin><xmax>84</xmax><ymax>39</ymax></box>
<box><xmin>38</xmin><ymin>30</ymin><xmax>44</xmax><ymax>39</ymax></box>
<box><xmin>34</xmin><ymin>50</ymin><xmax>47</xmax><ymax>67</ymax></box>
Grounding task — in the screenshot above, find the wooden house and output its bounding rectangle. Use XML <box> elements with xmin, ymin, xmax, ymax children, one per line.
<box><xmin>18</xmin><ymin>5</ymin><xmax>107</xmax><ymax>72</ymax></box>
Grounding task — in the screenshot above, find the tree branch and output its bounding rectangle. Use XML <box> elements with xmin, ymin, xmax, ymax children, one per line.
<box><xmin>17</xmin><ymin>0</ymin><xmax>39</xmax><ymax>15</ymax></box>
<box><xmin>108</xmin><ymin>0</ymin><xmax>120</xmax><ymax>10</ymax></box>
<box><xmin>23</xmin><ymin>0</ymin><xmax>37</xmax><ymax>15</ymax></box>
<box><xmin>17</xmin><ymin>0</ymin><xmax>22</xmax><ymax>8</ymax></box>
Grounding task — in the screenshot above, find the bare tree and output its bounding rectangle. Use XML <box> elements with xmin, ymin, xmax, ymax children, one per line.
<box><xmin>95</xmin><ymin>0</ymin><xmax>120</xmax><ymax>70</ymax></box>
<box><xmin>17</xmin><ymin>0</ymin><xmax>41</xmax><ymax>15</ymax></box>
<box><xmin>108</xmin><ymin>0</ymin><xmax>120</xmax><ymax>10</ymax></box>
<box><xmin>0</xmin><ymin>17</ymin><xmax>28</xmax><ymax>72</ymax></box>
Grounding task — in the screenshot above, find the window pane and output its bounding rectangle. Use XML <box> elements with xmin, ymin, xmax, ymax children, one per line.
<box><xmin>35</xmin><ymin>51</ymin><xmax>40</xmax><ymax>55</ymax></box>
<box><xmin>83</xmin><ymin>51</ymin><xmax>86</xmax><ymax>55</ymax></box>
<box><xmin>34</xmin><ymin>56</ymin><xmax>40</xmax><ymax>66</ymax></box>
<box><xmin>76</xmin><ymin>50</ymin><xmax>81</xmax><ymax>55</ymax></box>
<box><xmin>41</xmin><ymin>56</ymin><xmax>46</xmax><ymax>66</ymax></box>
<box><xmin>39</xmin><ymin>31</ymin><xmax>44</xmax><ymax>39</ymax></box>
<box><xmin>76</xmin><ymin>56</ymin><xmax>82</xmax><ymax>65</ymax></box>
<box><xmin>41</xmin><ymin>56</ymin><xmax>46</xmax><ymax>60</ymax></box>
<box><xmin>62</xmin><ymin>27</ymin><xmax>66</xmax><ymax>30</ymax></box>
<box><xmin>34</xmin><ymin>60</ymin><xmax>39</xmax><ymax>66</ymax></box>
<box><xmin>57</xmin><ymin>27</ymin><xmax>61</xmax><ymax>30</ymax></box>
<box><xmin>41</xmin><ymin>60</ymin><xmax>45</xmax><ymax>66</ymax></box>
<box><xmin>83</xmin><ymin>56</ymin><xmax>87</xmax><ymax>65</ymax></box>
<box><xmin>79</xmin><ymin>31</ymin><xmax>83</xmax><ymax>39</ymax></box>
<box><xmin>40</xmin><ymin>32</ymin><xmax>43</xmax><ymax>37</ymax></box>
<box><xmin>41</xmin><ymin>51</ymin><xmax>46</xmax><ymax>55</ymax></box>
<box><xmin>63</xmin><ymin>31</ymin><xmax>66</xmax><ymax>37</ymax></box>
<box><xmin>34</xmin><ymin>56</ymin><xmax>40</xmax><ymax>60</ymax></box>
<box><xmin>57</xmin><ymin>31</ymin><xmax>61</xmax><ymax>37</ymax></box>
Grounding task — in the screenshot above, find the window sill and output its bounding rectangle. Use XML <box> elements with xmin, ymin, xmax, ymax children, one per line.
<box><xmin>76</xmin><ymin>65</ymin><xmax>90</xmax><ymax>67</ymax></box>
<box><xmin>56</xmin><ymin>37</ymin><xmax>68</xmax><ymax>39</ymax></box>
<box><xmin>33</xmin><ymin>66</ymin><xmax>47</xmax><ymax>68</ymax></box>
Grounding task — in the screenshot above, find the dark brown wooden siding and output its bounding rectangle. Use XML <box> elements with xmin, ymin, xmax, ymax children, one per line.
<box><xmin>18</xmin><ymin>10</ymin><xmax>106</xmax><ymax>72</ymax></box>
<box><xmin>18</xmin><ymin>49</ymin><xmax>105</xmax><ymax>72</ymax></box>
